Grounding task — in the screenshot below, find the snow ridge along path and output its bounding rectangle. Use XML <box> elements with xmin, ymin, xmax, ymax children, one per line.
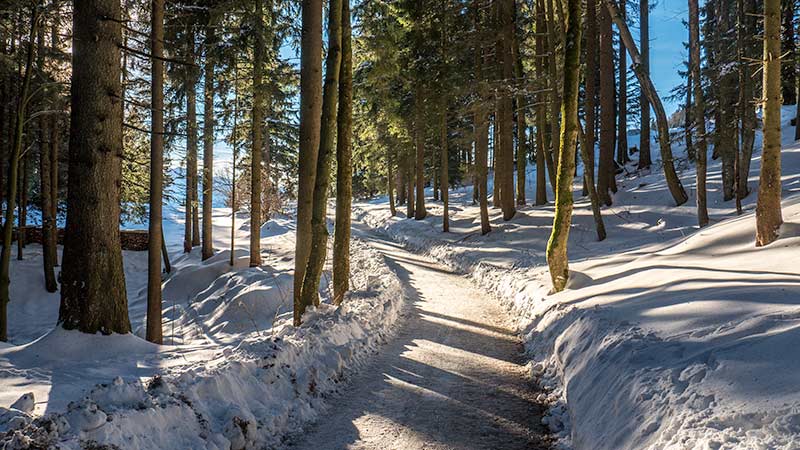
<box><xmin>292</xmin><ymin>227</ymin><xmax>550</xmax><ymax>450</ymax></box>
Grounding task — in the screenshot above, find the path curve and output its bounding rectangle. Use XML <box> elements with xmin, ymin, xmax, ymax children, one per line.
<box><xmin>291</xmin><ymin>226</ymin><xmax>550</xmax><ymax>450</ymax></box>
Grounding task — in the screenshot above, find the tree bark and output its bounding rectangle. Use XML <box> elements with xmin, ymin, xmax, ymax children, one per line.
<box><xmin>737</xmin><ymin>0</ymin><xmax>756</xmax><ymax>201</ymax></box>
<box><xmin>475</xmin><ymin>0</ymin><xmax>491</xmax><ymax>234</ymax></box>
<box><xmin>578</xmin><ymin>121</ymin><xmax>606</xmax><ymax>241</ymax></box>
<box><xmin>603</xmin><ymin>0</ymin><xmax>689</xmax><ymax>206</ymax></box>
<box><xmin>513</xmin><ymin>9</ymin><xmax>526</xmax><ymax>206</ymax></box>
<box><xmin>299</xmin><ymin>0</ymin><xmax>342</xmax><ymax>314</ymax></box>
<box><xmin>59</xmin><ymin>0</ymin><xmax>130</xmax><ymax>334</ymax></box>
<box><xmin>597</xmin><ymin>3</ymin><xmax>615</xmax><ymax>206</ymax></box>
<box><xmin>147</xmin><ymin>0</ymin><xmax>165</xmax><ymax>344</ymax></box>
<box><xmin>617</xmin><ymin>2</ymin><xmax>630</xmax><ymax>165</ymax></box>
<box><xmin>584</xmin><ymin>0</ymin><xmax>597</xmax><ymax>196</ymax></box>
<box><xmin>638</xmin><ymin>0</ymin><xmax>652</xmax><ymax>170</ymax></box>
<box><xmin>202</xmin><ymin>25</ymin><xmax>215</xmax><ymax>261</ymax></box>
<box><xmin>440</xmin><ymin>97</ymin><xmax>449</xmax><ymax>231</ymax></box>
<box><xmin>0</xmin><ymin>3</ymin><xmax>39</xmax><ymax>341</ymax></box>
<box><xmin>756</xmin><ymin>0</ymin><xmax>783</xmax><ymax>246</ymax></box>
<box><xmin>781</xmin><ymin>0</ymin><xmax>795</xmax><ymax>105</ymax></box>
<box><xmin>333</xmin><ymin>0</ymin><xmax>352</xmax><ymax>305</ymax></box>
<box><xmin>250</xmin><ymin>0</ymin><xmax>266</xmax><ymax>268</ymax></box>
<box><xmin>414</xmin><ymin>87</ymin><xmax>426</xmax><ymax>220</ymax></box>
<box><xmin>37</xmin><ymin>23</ymin><xmax>56</xmax><ymax>292</ymax></box>
<box><xmin>293</xmin><ymin>1</ymin><xmax>322</xmax><ymax>316</ymax></box>
<box><xmin>689</xmin><ymin>0</ymin><xmax>709</xmax><ymax>227</ymax></box>
<box><xmin>546</xmin><ymin>0</ymin><xmax>581</xmax><ymax>292</ymax></box>
<box><xmin>184</xmin><ymin>25</ymin><xmax>198</xmax><ymax>253</ymax></box>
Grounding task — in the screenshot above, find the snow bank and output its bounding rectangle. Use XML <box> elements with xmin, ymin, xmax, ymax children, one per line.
<box><xmin>1</xmin><ymin>212</ymin><xmax>406</xmax><ymax>449</ymax></box>
<box><xmin>354</xmin><ymin>129</ymin><xmax>800</xmax><ymax>449</ymax></box>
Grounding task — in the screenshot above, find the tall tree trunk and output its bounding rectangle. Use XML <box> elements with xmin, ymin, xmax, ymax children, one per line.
<box><xmin>147</xmin><ymin>0</ymin><xmax>164</xmax><ymax>344</ymax></box>
<box><xmin>250</xmin><ymin>0</ymin><xmax>265</xmax><ymax>267</ymax></box>
<box><xmin>499</xmin><ymin>0</ymin><xmax>516</xmax><ymax>220</ymax></box>
<box><xmin>685</xmin><ymin>72</ymin><xmax>693</xmax><ymax>160</ymax></box>
<box><xmin>638</xmin><ymin>0</ymin><xmax>652</xmax><ymax>170</ymax></box>
<box><xmin>18</xmin><ymin>151</ymin><xmax>29</xmax><ymax>260</ymax></box>
<box><xmin>492</xmin><ymin>110</ymin><xmax>501</xmax><ymax>207</ymax></box>
<box><xmin>292</xmin><ymin>0</ymin><xmax>322</xmax><ymax>318</ymax></box>
<box><xmin>535</xmin><ymin>0</ymin><xmax>550</xmax><ymax>203</ymax></box>
<box><xmin>578</xmin><ymin>121</ymin><xmax>606</xmax><ymax>241</ymax></box>
<box><xmin>333</xmin><ymin>0</ymin><xmax>352</xmax><ymax>305</ymax></box>
<box><xmin>202</xmin><ymin>26</ymin><xmax>215</xmax><ymax>261</ymax></box>
<box><xmin>756</xmin><ymin>0</ymin><xmax>783</xmax><ymax>246</ymax></box>
<box><xmin>603</xmin><ymin>0</ymin><xmax>689</xmax><ymax>206</ymax></box>
<box><xmin>37</xmin><ymin>22</ymin><xmax>56</xmax><ymax>292</ymax></box>
<box><xmin>0</xmin><ymin>3</ymin><xmax>39</xmax><ymax>341</ymax></box>
<box><xmin>440</xmin><ymin>97</ymin><xmax>449</xmax><ymax>231</ymax></box>
<box><xmin>406</xmin><ymin>150</ymin><xmax>415</xmax><ymax>217</ymax></box>
<box><xmin>597</xmin><ymin>3</ymin><xmax>615</xmax><ymax>206</ymax></box>
<box><xmin>59</xmin><ymin>0</ymin><xmax>130</xmax><ymax>334</ymax></box>
<box><xmin>387</xmin><ymin>147</ymin><xmax>396</xmax><ymax>216</ymax></box>
<box><xmin>230</xmin><ymin>64</ymin><xmax>239</xmax><ymax>267</ymax></box>
<box><xmin>414</xmin><ymin>87</ymin><xmax>426</xmax><ymax>220</ymax></box>
<box><xmin>475</xmin><ymin>0</ymin><xmax>491</xmax><ymax>234</ymax></box>
<box><xmin>689</xmin><ymin>0</ymin><xmax>709</xmax><ymax>227</ymax></box>
<box><xmin>584</xmin><ymin>0</ymin><xmax>597</xmax><ymax>196</ymax></box>
<box><xmin>781</xmin><ymin>0</ymin><xmax>796</xmax><ymax>104</ymax></box>
<box><xmin>617</xmin><ymin>2</ymin><xmax>630</xmax><ymax>165</ymax></box>
<box><xmin>184</xmin><ymin>25</ymin><xmax>197</xmax><ymax>253</ymax></box>
<box><xmin>545</xmin><ymin>0</ymin><xmax>561</xmax><ymax>166</ymax></box>
<box><xmin>546</xmin><ymin>0</ymin><xmax>581</xmax><ymax>292</ymax></box>
<box><xmin>737</xmin><ymin>0</ymin><xmax>756</xmax><ymax>200</ymax></box>
<box><xmin>513</xmin><ymin>11</ymin><xmax>526</xmax><ymax>206</ymax></box>
<box><xmin>716</xmin><ymin>0</ymin><xmax>738</xmax><ymax>201</ymax></box>
<box><xmin>298</xmin><ymin>0</ymin><xmax>342</xmax><ymax>318</ymax></box>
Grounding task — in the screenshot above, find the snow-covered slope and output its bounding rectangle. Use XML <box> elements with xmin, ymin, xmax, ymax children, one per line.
<box><xmin>0</xmin><ymin>211</ymin><xmax>406</xmax><ymax>449</ymax></box>
<box><xmin>354</xmin><ymin>111</ymin><xmax>800</xmax><ymax>449</ymax></box>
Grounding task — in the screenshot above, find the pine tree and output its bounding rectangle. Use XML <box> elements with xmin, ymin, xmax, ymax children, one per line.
<box><xmin>689</xmin><ymin>0</ymin><xmax>709</xmax><ymax>227</ymax></box>
<box><xmin>756</xmin><ymin>0</ymin><xmax>783</xmax><ymax>246</ymax></box>
<box><xmin>333</xmin><ymin>0</ymin><xmax>352</xmax><ymax>304</ymax></box>
<box><xmin>638</xmin><ymin>0</ymin><xmax>652</xmax><ymax>171</ymax></box>
<box><xmin>59</xmin><ymin>0</ymin><xmax>131</xmax><ymax>334</ymax></box>
<box><xmin>202</xmin><ymin>23</ymin><xmax>215</xmax><ymax>261</ymax></box>
<box><xmin>597</xmin><ymin>2</ymin><xmax>615</xmax><ymax>205</ymax></box>
<box><xmin>250</xmin><ymin>0</ymin><xmax>265</xmax><ymax>267</ymax></box>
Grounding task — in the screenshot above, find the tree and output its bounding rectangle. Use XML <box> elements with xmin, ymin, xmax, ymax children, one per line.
<box><xmin>202</xmin><ymin>24</ymin><xmax>215</xmax><ymax>261</ymax></box>
<box><xmin>546</xmin><ymin>0</ymin><xmax>582</xmax><ymax>292</ymax></box>
<box><xmin>414</xmin><ymin>86</ymin><xmax>426</xmax><ymax>220</ymax></box>
<box><xmin>293</xmin><ymin>0</ymin><xmax>323</xmax><ymax>326</ymax></box>
<box><xmin>250</xmin><ymin>0</ymin><xmax>265</xmax><ymax>267</ymax></box>
<box><xmin>755</xmin><ymin>0</ymin><xmax>783</xmax><ymax>246</ymax></box>
<box><xmin>59</xmin><ymin>0</ymin><xmax>131</xmax><ymax>334</ymax></box>
<box><xmin>617</xmin><ymin>1</ymin><xmax>630</xmax><ymax>165</ymax></box>
<box><xmin>38</xmin><ymin>16</ymin><xmax>56</xmax><ymax>293</ymax></box>
<box><xmin>147</xmin><ymin>0</ymin><xmax>165</xmax><ymax>344</ymax></box>
<box><xmin>638</xmin><ymin>0</ymin><xmax>652</xmax><ymax>170</ymax></box>
<box><xmin>299</xmin><ymin>0</ymin><xmax>343</xmax><ymax>314</ymax></box>
<box><xmin>498</xmin><ymin>0</ymin><xmax>516</xmax><ymax>220</ymax></box>
<box><xmin>475</xmin><ymin>0</ymin><xmax>491</xmax><ymax>234</ymax></box>
<box><xmin>603</xmin><ymin>0</ymin><xmax>688</xmax><ymax>206</ymax></box>
<box><xmin>597</xmin><ymin>2</ymin><xmax>615</xmax><ymax>205</ymax></box>
<box><xmin>333</xmin><ymin>0</ymin><xmax>352</xmax><ymax>304</ymax></box>
<box><xmin>0</xmin><ymin>1</ymin><xmax>39</xmax><ymax>341</ymax></box>
<box><xmin>184</xmin><ymin>24</ymin><xmax>198</xmax><ymax>253</ymax></box>
<box><xmin>689</xmin><ymin>0</ymin><xmax>709</xmax><ymax>227</ymax></box>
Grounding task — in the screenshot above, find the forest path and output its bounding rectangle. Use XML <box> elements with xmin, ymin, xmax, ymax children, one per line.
<box><xmin>291</xmin><ymin>225</ymin><xmax>549</xmax><ymax>450</ymax></box>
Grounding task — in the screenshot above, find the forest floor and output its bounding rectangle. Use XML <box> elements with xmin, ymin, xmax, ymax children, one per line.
<box><xmin>292</xmin><ymin>225</ymin><xmax>550</xmax><ymax>450</ymax></box>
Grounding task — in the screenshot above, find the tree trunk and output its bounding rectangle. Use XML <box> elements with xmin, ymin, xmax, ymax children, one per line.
<box><xmin>202</xmin><ymin>25</ymin><xmax>215</xmax><ymax>261</ymax></box>
<box><xmin>147</xmin><ymin>0</ymin><xmax>165</xmax><ymax>344</ymax></box>
<box><xmin>18</xmin><ymin>152</ymin><xmax>29</xmax><ymax>260</ymax></box>
<box><xmin>250</xmin><ymin>0</ymin><xmax>266</xmax><ymax>267</ymax></box>
<box><xmin>584</xmin><ymin>0</ymin><xmax>597</xmax><ymax>196</ymax></box>
<box><xmin>474</xmin><ymin>0</ymin><xmax>491</xmax><ymax>234</ymax></box>
<box><xmin>414</xmin><ymin>87</ymin><xmax>426</xmax><ymax>220</ymax></box>
<box><xmin>37</xmin><ymin>22</ymin><xmax>55</xmax><ymax>292</ymax></box>
<box><xmin>545</xmin><ymin>0</ymin><xmax>561</xmax><ymax>166</ymax></box>
<box><xmin>689</xmin><ymin>0</ymin><xmax>709</xmax><ymax>227</ymax></box>
<box><xmin>578</xmin><ymin>121</ymin><xmax>606</xmax><ymax>241</ymax></box>
<box><xmin>298</xmin><ymin>0</ymin><xmax>342</xmax><ymax>319</ymax></box>
<box><xmin>756</xmin><ymin>0</ymin><xmax>783</xmax><ymax>246</ymax></box>
<box><xmin>294</xmin><ymin>0</ymin><xmax>322</xmax><ymax>326</ymax></box>
<box><xmin>333</xmin><ymin>0</ymin><xmax>352</xmax><ymax>305</ymax></box>
<box><xmin>638</xmin><ymin>0</ymin><xmax>652</xmax><ymax>170</ymax></box>
<box><xmin>781</xmin><ymin>0</ymin><xmax>795</xmax><ymax>105</ymax></box>
<box><xmin>546</xmin><ymin>0</ymin><xmax>581</xmax><ymax>292</ymax></box>
<box><xmin>440</xmin><ymin>97</ymin><xmax>449</xmax><ymax>232</ymax></box>
<box><xmin>685</xmin><ymin>72</ymin><xmax>693</xmax><ymax>160</ymax></box>
<box><xmin>597</xmin><ymin>3</ymin><xmax>615</xmax><ymax>206</ymax></box>
<box><xmin>513</xmin><ymin>11</ymin><xmax>526</xmax><ymax>206</ymax></box>
<box><xmin>406</xmin><ymin>151</ymin><xmax>415</xmax><ymax>217</ymax></box>
<box><xmin>0</xmin><ymin>3</ymin><xmax>39</xmax><ymax>341</ymax></box>
<box><xmin>58</xmin><ymin>0</ymin><xmax>131</xmax><ymax>334</ymax></box>
<box><xmin>603</xmin><ymin>0</ymin><xmax>689</xmax><ymax>206</ymax></box>
<box><xmin>535</xmin><ymin>0</ymin><xmax>550</xmax><ymax>204</ymax></box>
<box><xmin>617</xmin><ymin>2</ymin><xmax>630</xmax><ymax>165</ymax></box>
<box><xmin>387</xmin><ymin>149</ymin><xmax>396</xmax><ymax>216</ymax></box>
<box><xmin>184</xmin><ymin>25</ymin><xmax>197</xmax><ymax>253</ymax></box>
<box><xmin>737</xmin><ymin>0</ymin><xmax>757</xmax><ymax>201</ymax></box>
<box><xmin>498</xmin><ymin>0</ymin><xmax>516</xmax><ymax>220</ymax></box>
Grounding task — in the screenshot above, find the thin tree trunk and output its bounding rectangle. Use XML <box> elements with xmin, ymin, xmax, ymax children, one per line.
<box><xmin>689</xmin><ymin>0</ymin><xmax>709</xmax><ymax>227</ymax></box>
<box><xmin>36</xmin><ymin>21</ymin><xmax>55</xmax><ymax>292</ymax></box>
<box><xmin>617</xmin><ymin>2</ymin><xmax>630</xmax><ymax>165</ymax></box>
<box><xmin>299</xmin><ymin>0</ymin><xmax>342</xmax><ymax>313</ymax></box>
<box><xmin>0</xmin><ymin>3</ymin><xmax>39</xmax><ymax>341</ymax></box>
<box><xmin>250</xmin><ymin>0</ymin><xmax>265</xmax><ymax>267</ymax></box>
<box><xmin>184</xmin><ymin>25</ymin><xmax>197</xmax><ymax>253</ymax></box>
<box><xmin>545</xmin><ymin>0</ymin><xmax>560</xmax><ymax>165</ymax></box>
<box><xmin>685</xmin><ymin>72</ymin><xmax>693</xmax><ymax>160</ymax></box>
<box><xmin>584</xmin><ymin>0</ymin><xmax>597</xmax><ymax>196</ymax></box>
<box><xmin>578</xmin><ymin>121</ymin><xmax>606</xmax><ymax>241</ymax></box>
<box><xmin>333</xmin><ymin>0</ymin><xmax>352</xmax><ymax>305</ymax></box>
<box><xmin>638</xmin><ymin>0</ymin><xmax>652</xmax><ymax>170</ymax></box>
<box><xmin>59</xmin><ymin>0</ymin><xmax>130</xmax><ymax>334</ymax></box>
<box><xmin>603</xmin><ymin>0</ymin><xmax>689</xmax><ymax>206</ymax></box>
<box><xmin>499</xmin><ymin>0</ymin><xmax>516</xmax><ymax>220</ymax></box>
<box><xmin>230</xmin><ymin>63</ymin><xmax>239</xmax><ymax>267</ymax></box>
<box><xmin>781</xmin><ymin>0</ymin><xmax>795</xmax><ymax>104</ymax></box>
<box><xmin>756</xmin><ymin>0</ymin><xmax>783</xmax><ymax>246</ymax></box>
<box><xmin>546</xmin><ymin>0</ymin><xmax>581</xmax><ymax>292</ymax></box>
<box><xmin>406</xmin><ymin>151</ymin><xmax>415</xmax><ymax>217</ymax></box>
<box><xmin>737</xmin><ymin>0</ymin><xmax>756</xmax><ymax>200</ymax></box>
<box><xmin>475</xmin><ymin>0</ymin><xmax>491</xmax><ymax>234</ymax></box>
<box><xmin>202</xmin><ymin>25</ymin><xmax>215</xmax><ymax>261</ymax></box>
<box><xmin>18</xmin><ymin>152</ymin><xmax>28</xmax><ymax>260</ymax></box>
<box><xmin>440</xmin><ymin>97</ymin><xmax>449</xmax><ymax>231</ymax></box>
<box><xmin>535</xmin><ymin>0</ymin><xmax>549</xmax><ymax>204</ymax></box>
<box><xmin>513</xmin><ymin>9</ymin><xmax>526</xmax><ymax>206</ymax></box>
<box><xmin>147</xmin><ymin>0</ymin><xmax>165</xmax><ymax>344</ymax></box>
<box><xmin>387</xmin><ymin>149</ymin><xmax>396</xmax><ymax>216</ymax></box>
<box><xmin>597</xmin><ymin>3</ymin><xmax>615</xmax><ymax>206</ymax></box>
<box><xmin>294</xmin><ymin>0</ymin><xmax>324</xmax><ymax>326</ymax></box>
<box><xmin>414</xmin><ymin>86</ymin><xmax>426</xmax><ymax>220</ymax></box>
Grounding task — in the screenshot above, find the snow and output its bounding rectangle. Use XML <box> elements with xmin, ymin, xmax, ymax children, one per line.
<box><xmin>354</xmin><ymin>106</ymin><xmax>800</xmax><ymax>449</ymax></box>
<box><xmin>0</xmin><ymin>208</ymin><xmax>406</xmax><ymax>448</ymax></box>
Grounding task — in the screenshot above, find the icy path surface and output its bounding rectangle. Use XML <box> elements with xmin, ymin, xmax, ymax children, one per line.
<box><xmin>292</xmin><ymin>228</ymin><xmax>549</xmax><ymax>450</ymax></box>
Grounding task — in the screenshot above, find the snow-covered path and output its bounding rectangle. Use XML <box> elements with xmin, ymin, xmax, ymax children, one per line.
<box><xmin>292</xmin><ymin>227</ymin><xmax>549</xmax><ymax>450</ymax></box>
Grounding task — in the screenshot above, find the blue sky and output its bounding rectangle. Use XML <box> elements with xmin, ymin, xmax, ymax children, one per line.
<box><xmin>647</xmin><ymin>0</ymin><xmax>690</xmax><ymax>115</ymax></box>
